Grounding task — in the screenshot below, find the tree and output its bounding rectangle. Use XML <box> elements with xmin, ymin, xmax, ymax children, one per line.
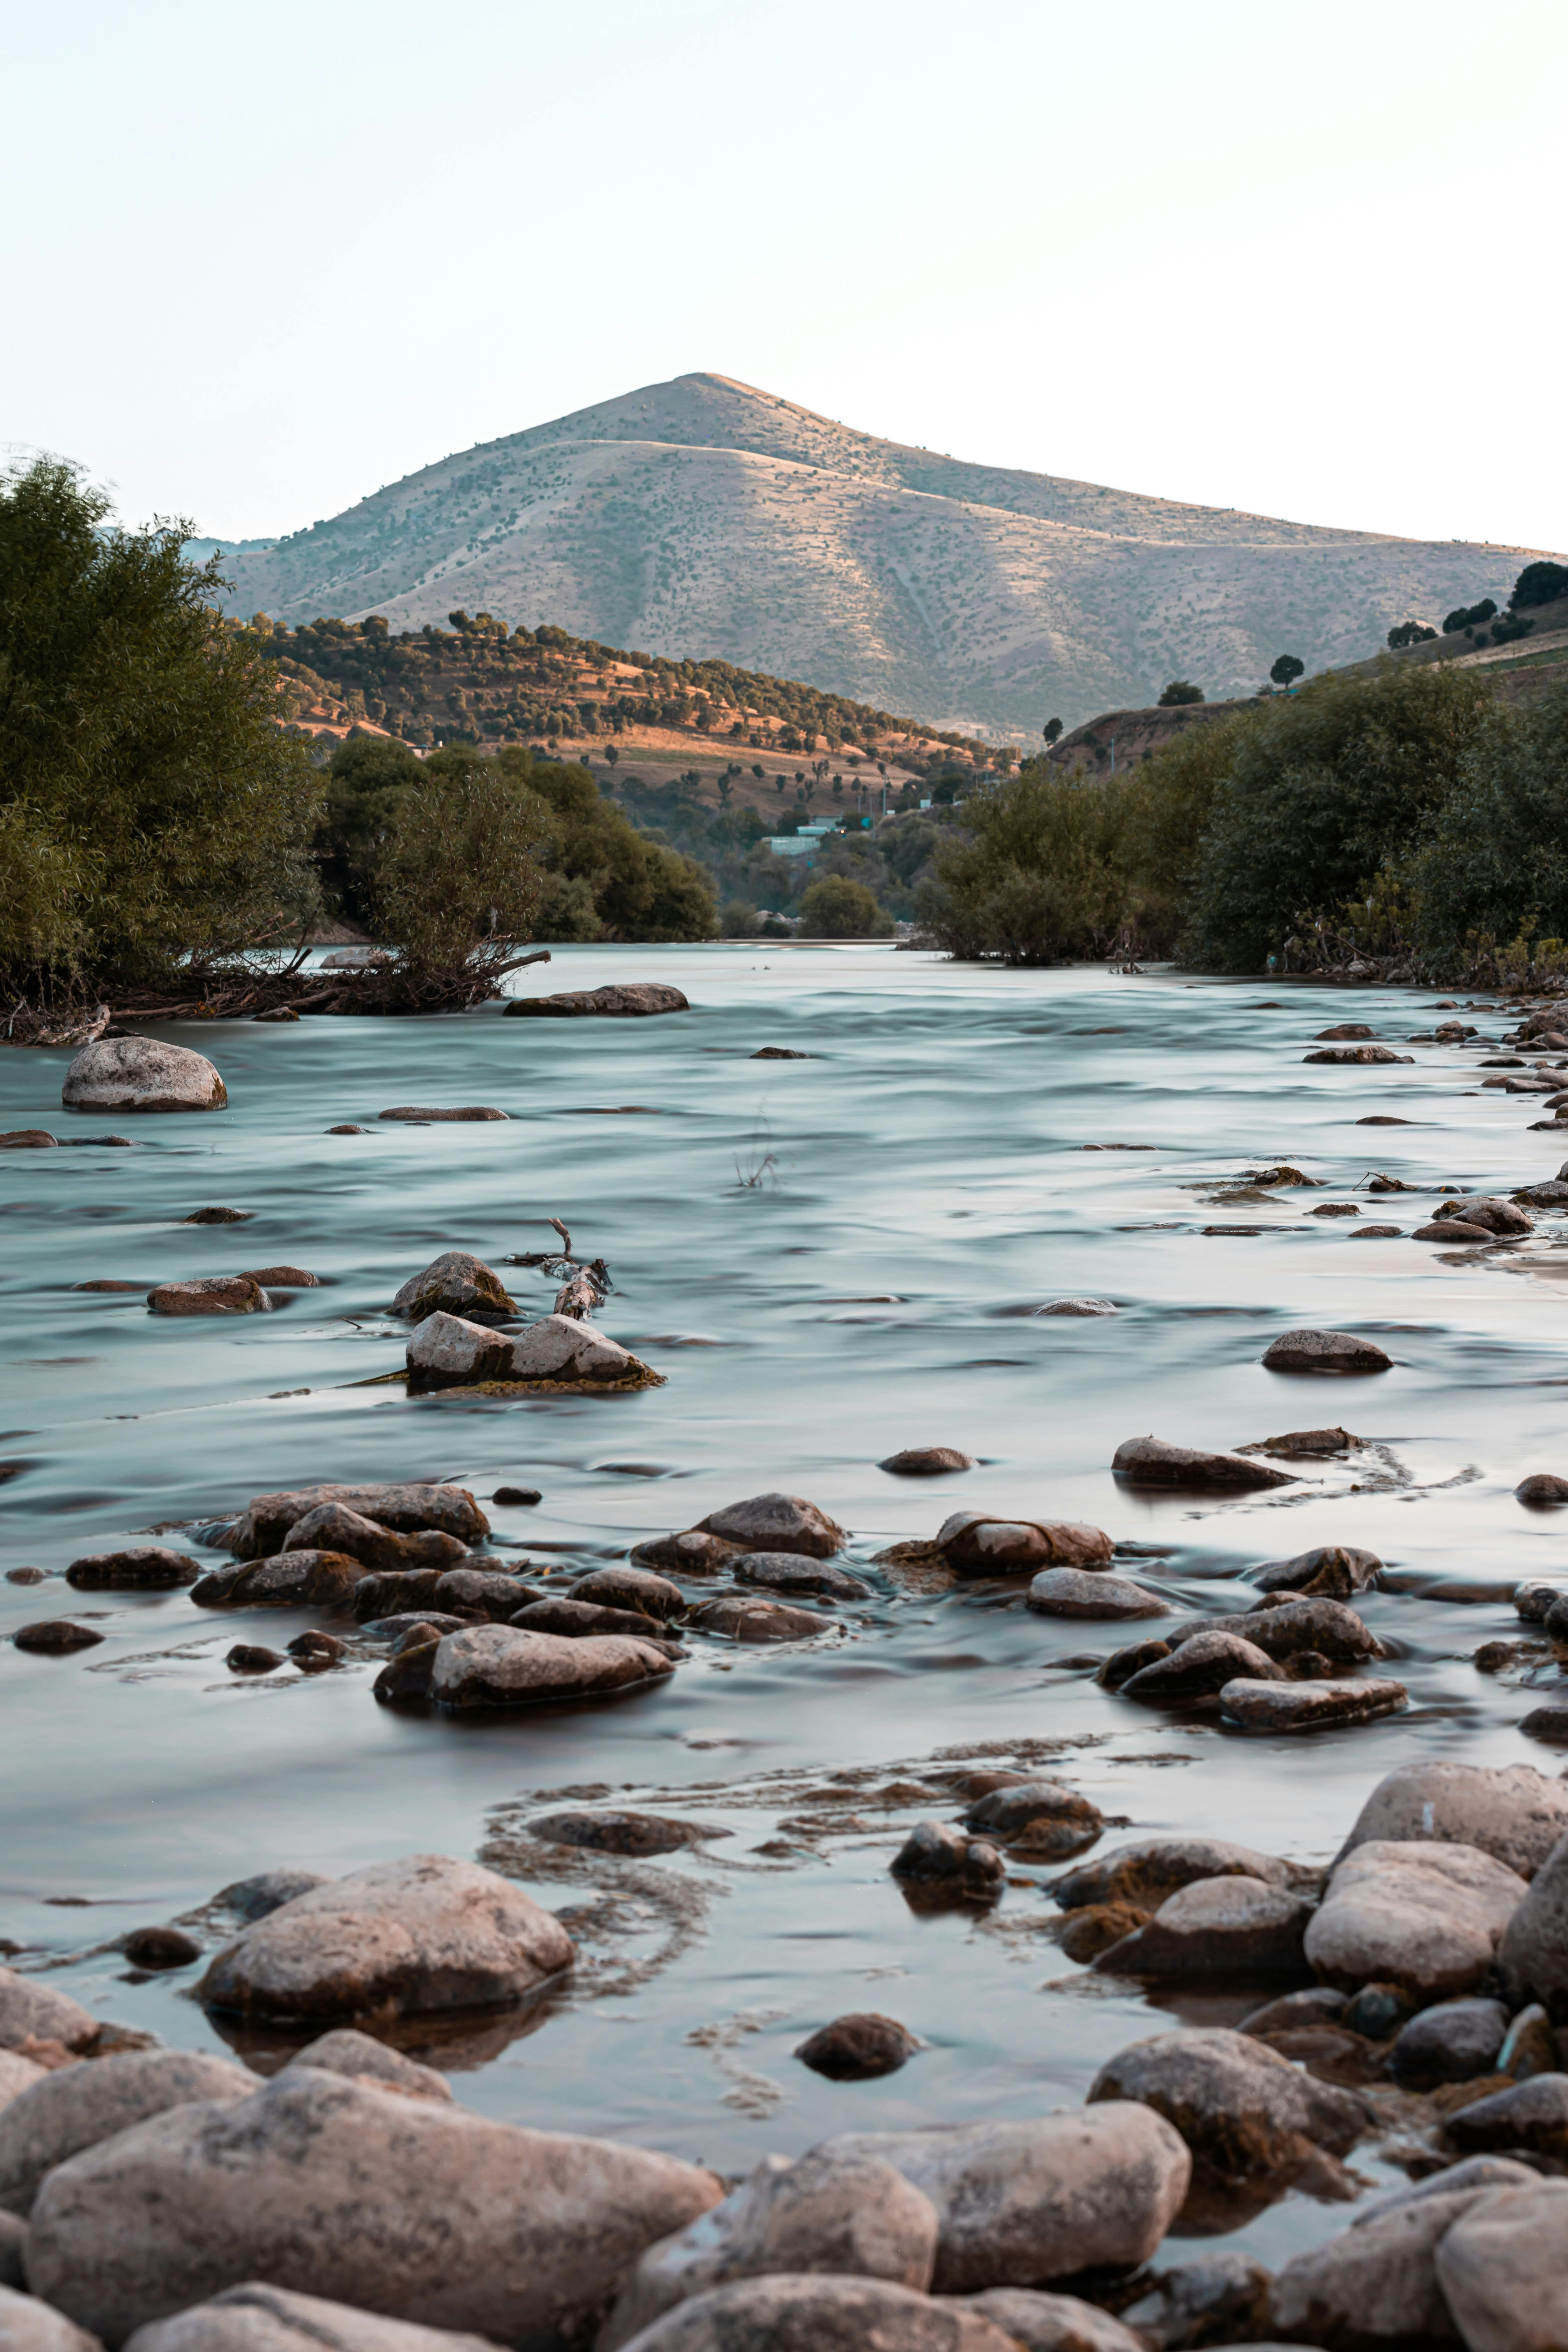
<box><xmin>1385</xmin><ymin>624</ymin><xmax>1435</xmax><ymax>651</ymax></box>
<box><xmin>1043</xmin><ymin>718</ymin><xmax>1064</xmax><ymax>746</ymax></box>
<box><xmin>1159</xmin><ymin>680</ymin><xmax>1206</xmax><ymax>707</ymax></box>
<box><xmin>798</xmin><ymin>874</ymin><xmax>892</xmax><ymax>937</ymax></box>
<box><xmin>1443</xmin><ymin>600</ymin><xmax>1497</xmax><ymax>636</ymax></box>
<box><xmin>318</xmin><ymin>736</ymin><xmax>423</xmax><ymax>925</ymax></box>
<box><xmin>0</xmin><ymin>457</ymin><xmax>321</xmax><ymax>1002</ymax></box>
<box><xmin>721</xmin><ymin>899</ymin><xmax>759</xmax><ymax>937</ymax></box>
<box><xmin>604</xmin><ymin>743</ymin><xmax>619</xmax><ymax>766</ymax></box>
<box><xmin>917</xmin><ymin>761</ymin><xmax>1163</xmax><ymax>965</ymax></box>
<box><xmin>372</xmin><ymin>750</ymin><xmax>551</xmax><ymax>1001</ymax></box>
<box><xmin>1511</xmin><ymin>562</ymin><xmax>1568</xmax><ymax>611</ymax></box>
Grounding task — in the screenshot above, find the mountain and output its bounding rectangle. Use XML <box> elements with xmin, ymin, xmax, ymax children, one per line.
<box><xmin>206</xmin><ymin>373</ymin><xmax>1558</xmax><ymax>737</ymax></box>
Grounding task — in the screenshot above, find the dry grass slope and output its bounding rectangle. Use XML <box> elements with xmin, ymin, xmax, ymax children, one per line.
<box><xmin>210</xmin><ymin>373</ymin><xmax>1562</xmax><ymax>736</ymax></box>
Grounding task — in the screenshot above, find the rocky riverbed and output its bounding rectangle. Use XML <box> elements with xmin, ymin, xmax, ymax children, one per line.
<box><xmin>7</xmin><ymin>943</ymin><xmax>1568</xmax><ymax>2348</ymax></box>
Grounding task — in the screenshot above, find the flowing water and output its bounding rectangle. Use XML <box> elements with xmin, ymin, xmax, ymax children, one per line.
<box><xmin>4</xmin><ymin>944</ymin><xmax>1567</xmax><ymax>2275</ymax></box>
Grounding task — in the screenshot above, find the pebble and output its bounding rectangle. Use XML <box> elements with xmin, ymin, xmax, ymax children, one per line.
<box><xmin>1390</xmin><ymin>1996</ymin><xmax>1510</xmax><ymax>2088</ymax></box>
<box><xmin>1111</xmin><ymin>1437</ymin><xmax>1294</xmax><ymax>1489</ymax></box>
<box><xmin>1307</xmin><ymin>1840</ymin><xmax>1528</xmax><ymax>1997</ymax></box>
<box><xmin>431</xmin><ymin>1624</ymin><xmax>677</xmax><ymax>1708</ymax></box>
<box><xmin>1260</xmin><ymin>1328</ymin><xmax>1393</xmax><ymax>1373</ymax></box>
<box><xmin>937</xmin><ymin>1511</ymin><xmax>1114</xmax><ymax>1572</ymax></box>
<box><xmin>1093</xmin><ymin>1878</ymin><xmax>1312</xmax><ymax>1980</ymax></box>
<box><xmin>963</xmin><ymin>1783</ymin><xmax>1104</xmax><ymax>1857</ymax></box>
<box><xmin>1026</xmin><ymin>1568</ymin><xmax>1165</xmax><ymax>1619</ymax></box>
<box><xmin>0</xmin><ymin>1130</ymin><xmax>57</xmax><ymax>1150</ymax></box>
<box><xmin>13</xmin><ymin>1622</ymin><xmax>105</xmax><ymax>1654</ymax></box>
<box><xmin>794</xmin><ymin>2015</ymin><xmax>921</xmax><ymax>2080</ymax></box>
<box><xmin>688</xmin><ymin>1596</ymin><xmax>829</xmax><ymax>1642</ymax></box>
<box><xmin>147</xmin><ymin>1276</ymin><xmax>270</xmax><ymax>1316</ymax></box>
<box><xmin>730</xmin><ymin>1551</ymin><xmax>870</xmax><ymax>1601</ymax></box>
<box><xmin>1218</xmin><ymin>1675</ymin><xmax>1408</xmax><ymax>1731</ymax></box>
<box><xmin>878</xmin><ymin>1449</ymin><xmax>977</xmax><ymax>1476</ymax></box>
<box><xmin>692</xmin><ymin>1492</ymin><xmax>847</xmax><ymax>1558</ymax></box>
<box><xmin>64</xmin><ymin>1547</ymin><xmax>197</xmax><ymax>1590</ymax></box>
<box><xmin>889</xmin><ymin>1822</ymin><xmax>1005</xmax><ymax>1897</ymax></box>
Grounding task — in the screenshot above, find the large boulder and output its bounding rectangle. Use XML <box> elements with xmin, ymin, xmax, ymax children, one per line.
<box><xmin>601</xmin><ymin>2150</ymin><xmax>940</xmax><ymax>2350</ymax></box>
<box><xmin>1088</xmin><ymin>2028</ymin><xmax>1370</xmax><ymax>2179</ymax></box>
<box><xmin>1054</xmin><ymin>1839</ymin><xmax>1289</xmax><ymax>1912</ymax></box>
<box><xmin>813</xmin><ymin>2107</ymin><xmax>1191</xmax><ymax>2291</ymax></box>
<box><xmin>504</xmin><ymin>983</ymin><xmax>688</xmax><ymax>1017</ymax></box>
<box><xmin>0</xmin><ymin>2053</ymin><xmax>46</xmax><ymax>2111</ymax></box>
<box><xmin>121</xmin><ymin>2282</ymin><xmax>497</xmax><ymax>2352</ymax></box>
<box><xmin>0</xmin><ymin>2049</ymin><xmax>255</xmax><ymax>2216</ymax></box>
<box><xmin>1501</xmin><ymin>1830</ymin><xmax>1568</xmax><ymax>2016</ymax></box>
<box><xmin>194</xmin><ymin>1854</ymin><xmax>573</xmax><ymax>2024</ymax></box>
<box><xmin>230</xmin><ymin>1484</ymin><xmax>488</xmax><ymax>1561</ymax></box>
<box><xmin>62</xmin><ymin>1039</ymin><xmax>226</xmax><ymax>1113</ymax></box>
<box><xmin>0</xmin><ymin>1969</ymin><xmax>97</xmax><ymax>2055</ymax></box>
<box><xmin>429</xmin><ymin>1624</ymin><xmax>675</xmax><ymax>1709</ymax></box>
<box><xmin>1111</xmin><ymin>1438</ymin><xmax>1293</xmax><ymax>1490</ymax></box>
<box><xmin>505</xmin><ymin>1316</ymin><xmax>646</xmax><ymax>1384</ymax></box>
<box><xmin>1270</xmin><ymin>2187</ymin><xmax>1494</xmax><ymax>2348</ymax></box>
<box><xmin>388</xmin><ymin>1253</ymin><xmax>514</xmax><ymax>1324</ymax></box>
<box><xmin>692</xmin><ymin>1495</ymin><xmax>846</xmax><ymax>1558</ymax></box>
<box><xmin>609</xmin><ymin>2276</ymin><xmax>1018</xmax><ymax>2351</ymax></box>
<box><xmin>405</xmin><ymin>1314</ymin><xmax>514</xmax><ymax>1390</ymax></box>
<box><xmin>1092</xmin><ymin>1878</ymin><xmax>1311</xmax><ymax>1980</ymax></box>
<box><xmin>1306</xmin><ymin>1840</ymin><xmax>1527</xmax><ymax>1997</ymax></box>
<box><xmin>0</xmin><ymin>2285</ymin><xmax>102</xmax><ymax>2352</ymax></box>
<box><xmin>1339</xmin><ymin>1763</ymin><xmax>1568</xmax><ymax>1882</ymax></box>
<box><xmin>1436</xmin><ymin>2177</ymin><xmax>1568</xmax><ymax>2351</ymax></box>
<box><xmin>937</xmin><ymin>1513</ymin><xmax>1114</xmax><ymax>1573</ymax></box>
<box><xmin>25</xmin><ymin>2070</ymin><xmax>722</xmax><ymax>2345</ymax></box>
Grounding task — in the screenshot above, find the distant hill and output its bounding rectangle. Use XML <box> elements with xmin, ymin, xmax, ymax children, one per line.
<box><xmin>206</xmin><ymin>372</ymin><xmax>1561</xmax><ymax>737</ymax></box>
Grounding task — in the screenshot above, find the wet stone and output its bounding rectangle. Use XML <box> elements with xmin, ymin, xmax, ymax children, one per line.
<box><xmin>1057</xmin><ymin>1904</ymin><xmax>1150</xmax><ymax>1963</ymax></box>
<box><xmin>1390</xmin><ymin>1996</ymin><xmax>1510</xmax><ymax>2088</ymax></box>
<box><xmin>389</xmin><ymin>1251</ymin><xmax>515</xmax><ymax>1324</ymax></box>
<box><xmin>795</xmin><ymin>2014</ymin><xmax>920</xmax><ymax>2080</ymax></box>
<box><xmin>1219</xmin><ymin>1675</ymin><xmax>1408</xmax><ymax>1731</ymax></box>
<box><xmin>730</xmin><ymin>1552</ymin><xmax>870</xmax><ymax>1601</ymax></box>
<box><xmin>1238</xmin><ymin>1987</ymin><xmax>1349</xmax><ymax>2037</ymax></box>
<box><xmin>431</xmin><ymin>1623</ymin><xmax>677</xmax><ymax>1708</ymax></box>
<box><xmin>878</xmin><ymin>1448</ymin><xmax>976</xmax><ymax>1476</ymax></box>
<box><xmin>693</xmin><ymin>1492</ymin><xmax>846</xmax><ymax>1559</ymax></box>
<box><xmin>1308</xmin><ymin>1840</ymin><xmax>1528</xmax><ymax>1998</ymax></box>
<box><xmin>890</xmin><ymin>1821</ymin><xmax>1005</xmax><ymax>1896</ymax></box>
<box><xmin>182</xmin><ymin>1207</ymin><xmax>251</xmax><ymax>1225</ymax></box>
<box><xmin>13</xmin><ymin>1622</ymin><xmax>104</xmax><ymax>1654</ymax></box>
<box><xmin>569</xmin><ymin>1565</ymin><xmax>684</xmax><ymax>1619</ymax></box>
<box><xmin>241</xmin><ymin>1266</ymin><xmax>319</xmax><ymax>1288</ymax></box>
<box><xmin>1097</xmin><ymin>1638</ymin><xmax>1171</xmax><ymax>1689</ymax></box>
<box><xmin>147</xmin><ymin>1276</ymin><xmax>269</xmax><ymax>1317</ymax></box>
<box><xmin>121</xmin><ymin>1927</ymin><xmax>202</xmax><ymax>1970</ymax></box>
<box><xmin>1026</xmin><ymin>1568</ymin><xmax>1166</xmax><ymax>1620</ymax></box>
<box><xmin>4</xmin><ymin>1569</ymin><xmax>46</xmax><ymax>1586</ymax></box>
<box><xmin>1253</xmin><ymin>1542</ymin><xmax>1382</xmax><ymax>1595</ymax></box>
<box><xmin>1121</xmin><ymin>2251</ymin><xmax>1273</xmax><ymax>2351</ymax></box>
<box><xmin>492</xmin><ymin>1485</ymin><xmax>542</xmax><ymax>1506</ymax></box>
<box><xmin>65</xmin><ymin>1547</ymin><xmax>197</xmax><ymax>1590</ymax></box>
<box><xmin>964</xmin><ymin>1783</ymin><xmax>1104</xmax><ymax>1856</ymax></box>
<box><xmin>1094</xmin><ymin>1876</ymin><xmax>1312</xmax><ymax>1980</ymax></box>
<box><xmin>1260</xmin><ymin>1327</ymin><xmax>1393</xmax><ymax>1373</ymax></box>
<box><xmin>937</xmin><ymin>1511</ymin><xmax>1114</xmax><ymax>1572</ymax></box>
<box><xmin>431</xmin><ymin>1568</ymin><xmax>538</xmax><ymax>1622</ymax></box>
<box><xmin>1338</xmin><ymin>1761</ymin><xmax>1568</xmax><ymax>1880</ymax></box>
<box><xmin>286</xmin><ymin>1629</ymin><xmax>346</xmax><ymax>1669</ymax></box>
<box><xmin>1497</xmin><ymin>2002</ymin><xmax>1558</xmax><ymax>2081</ymax></box>
<box><xmin>1088</xmin><ymin>2026</ymin><xmax>1372</xmax><ymax>2179</ymax></box>
<box><xmin>1055</xmin><ymin>1837</ymin><xmax>1290</xmax><ymax>1912</ymax></box>
<box><xmin>1517</xmin><ymin>1473</ymin><xmax>1568</xmax><ymax>1504</ymax></box>
<box><xmin>1445</xmin><ymin>2073</ymin><xmax>1568</xmax><ymax>2158</ymax></box>
<box><xmin>1111</xmin><ymin>1437</ymin><xmax>1293</xmax><ymax>1489</ymax></box>
<box><xmin>213</xmin><ymin>1870</ymin><xmax>330</xmax><ymax>1923</ymax></box>
<box><xmin>1121</xmin><ymin>1629</ymin><xmax>1281</xmax><ymax>1701</ymax></box>
<box><xmin>226</xmin><ymin>1645</ymin><xmax>285</xmax><ymax>1674</ymax></box>
<box><xmin>527</xmin><ymin>1811</ymin><xmax>727</xmax><ymax>1857</ymax></box>
<box><xmin>688</xmin><ymin>1595</ymin><xmax>829</xmax><ymax>1643</ymax></box>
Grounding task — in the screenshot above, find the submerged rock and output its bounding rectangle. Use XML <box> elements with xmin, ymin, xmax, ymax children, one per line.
<box><xmin>1026</xmin><ymin>1568</ymin><xmax>1165</xmax><ymax>1620</ymax></box>
<box><xmin>731</xmin><ymin>1551</ymin><xmax>870</xmax><ymax>1601</ymax></box>
<box><xmin>878</xmin><ymin>1448</ymin><xmax>977</xmax><ymax>1476</ymax></box>
<box><xmin>377</xmin><ymin>1106</ymin><xmax>509</xmax><ymax>1122</ymax></box>
<box><xmin>63</xmin><ymin>1037</ymin><xmax>226</xmax><ymax>1112</ymax></box>
<box><xmin>511</xmin><ymin>1596</ymin><xmax>663</xmax><ymax>1641</ymax></box>
<box><xmin>505</xmin><ymin>982</ymin><xmax>690</xmax><ymax>1017</ymax></box>
<box><xmin>1111</xmin><ymin>1437</ymin><xmax>1294</xmax><ymax>1490</ymax></box>
<box><xmin>815</xmin><ymin>2106</ymin><xmax>1191</xmax><ymax>2291</ymax></box>
<box><xmin>1306</xmin><ymin>1840</ymin><xmax>1527</xmax><ymax>1997</ymax></box>
<box><xmin>1094</xmin><ymin>1878</ymin><xmax>1311</xmax><ymax>1980</ymax></box>
<box><xmin>937</xmin><ymin>1511</ymin><xmax>1113</xmax><ymax>1573</ymax></box>
<box><xmin>430</xmin><ymin>1623</ymin><xmax>675</xmax><ymax>1708</ymax></box>
<box><xmin>890</xmin><ymin>1822</ymin><xmax>1005</xmax><ymax>1896</ymax></box>
<box><xmin>0</xmin><ymin>2048</ymin><xmax>254</xmax><ymax>2218</ymax></box>
<box><xmin>64</xmin><ymin>1547</ymin><xmax>197</xmax><ymax>1590</ymax></box>
<box><xmin>147</xmin><ymin>1276</ymin><xmax>269</xmax><ymax>1316</ymax></box>
<box><xmin>687</xmin><ymin>1596</ymin><xmax>828</xmax><ymax>1643</ymax></box>
<box><xmin>12</xmin><ymin>1621</ymin><xmax>104</xmax><ymax>1654</ymax></box>
<box><xmin>1220</xmin><ymin>1676</ymin><xmax>1408</xmax><ymax>1731</ymax></box>
<box><xmin>1260</xmin><ymin>1328</ymin><xmax>1393</xmax><ymax>1373</ymax></box>
<box><xmin>282</xmin><ymin>1504</ymin><xmax>468</xmax><ymax>1575</ymax></box>
<box><xmin>794</xmin><ymin>2015</ymin><xmax>921</xmax><ymax>2080</ymax></box>
<box><xmin>194</xmin><ymin>1551</ymin><xmax>363</xmax><ymax>1611</ymax></box>
<box><xmin>388</xmin><ymin>1252</ymin><xmax>515</xmax><ymax>1324</ymax></box>
<box><xmin>26</xmin><ymin>2068</ymin><xmax>722</xmax><ymax>2344</ymax></box>
<box><xmin>964</xmin><ymin>1784</ymin><xmax>1104</xmax><ymax>1856</ymax></box>
<box><xmin>195</xmin><ymin>1853</ymin><xmax>573</xmax><ymax>2023</ymax></box>
<box><xmin>1253</xmin><ymin>1542</ymin><xmax>1383</xmax><ymax>1595</ymax></box>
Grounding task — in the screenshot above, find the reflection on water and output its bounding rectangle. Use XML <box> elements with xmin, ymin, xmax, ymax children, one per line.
<box><xmin>4</xmin><ymin>944</ymin><xmax>1567</xmax><ymax>2270</ymax></box>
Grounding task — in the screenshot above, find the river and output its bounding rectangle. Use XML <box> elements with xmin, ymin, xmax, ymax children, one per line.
<box><xmin>3</xmin><ymin>944</ymin><xmax>1564</xmax><ymax>2276</ymax></box>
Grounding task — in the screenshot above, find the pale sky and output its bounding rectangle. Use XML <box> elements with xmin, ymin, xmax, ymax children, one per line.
<box><xmin>7</xmin><ymin>0</ymin><xmax>1565</xmax><ymax>554</ymax></box>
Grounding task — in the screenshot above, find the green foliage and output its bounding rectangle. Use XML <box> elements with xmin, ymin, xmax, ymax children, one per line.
<box><xmin>1270</xmin><ymin>654</ymin><xmax>1306</xmax><ymax>686</ymax></box>
<box><xmin>372</xmin><ymin>747</ymin><xmax>551</xmax><ymax>998</ymax></box>
<box><xmin>1042</xmin><ymin>718</ymin><xmax>1063</xmax><ymax>745</ymax></box>
<box><xmin>1158</xmin><ymin>679</ymin><xmax>1206</xmax><ymax>706</ymax></box>
<box><xmin>1443</xmin><ymin>599</ymin><xmax>1497</xmax><ymax>635</ymax></box>
<box><xmin>1386</xmin><ymin>622</ymin><xmax>1437</xmax><ymax>649</ymax></box>
<box><xmin>917</xmin><ymin>765</ymin><xmax>1171</xmax><ymax>964</ymax></box>
<box><xmin>1396</xmin><ymin>686</ymin><xmax>1568</xmax><ymax>961</ymax></box>
<box><xmin>319</xmin><ymin>736</ymin><xmax>423</xmax><ymax>925</ymax></box>
<box><xmin>1512</xmin><ymin>562</ymin><xmax>1568</xmax><ymax>611</ymax></box>
<box><xmin>721</xmin><ymin>899</ymin><xmax>760</xmax><ymax>937</ymax></box>
<box><xmin>798</xmin><ymin>874</ymin><xmax>892</xmax><ymax>937</ymax></box>
<box><xmin>521</xmin><ymin>756</ymin><xmax>717</xmax><ymax>940</ymax></box>
<box><xmin>0</xmin><ymin>457</ymin><xmax>321</xmax><ymax>998</ymax></box>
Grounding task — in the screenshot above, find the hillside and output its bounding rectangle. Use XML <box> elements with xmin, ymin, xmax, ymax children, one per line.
<box><xmin>201</xmin><ymin>374</ymin><xmax>1562</xmax><ymax>738</ymax></box>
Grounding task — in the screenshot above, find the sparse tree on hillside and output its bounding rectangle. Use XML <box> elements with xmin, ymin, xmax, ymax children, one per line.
<box><xmin>1270</xmin><ymin>653</ymin><xmax>1307</xmax><ymax>686</ymax></box>
<box><xmin>1384</xmin><ymin>624</ymin><xmax>1435</xmax><ymax>651</ymax></box>
<box><xmin>1512</xmin><ymin>562</ymin><xmax>1568</xmax><ymax>610</ymax></box>
<box><xmin>1158</xmin><ymin>680</ymin><xmax>1206</xmax><ymax>707</ymax></box>
<box><xmin>1043</xmin><ymin>718</ymin><xmax>1063</xmax><ymax>746</ymax></box>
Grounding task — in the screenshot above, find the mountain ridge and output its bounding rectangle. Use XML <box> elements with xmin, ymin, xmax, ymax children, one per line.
<box><xmin>206</xmin><ymin>372</ymin><xmax>1558</xmax><ymax>736</ymax></box>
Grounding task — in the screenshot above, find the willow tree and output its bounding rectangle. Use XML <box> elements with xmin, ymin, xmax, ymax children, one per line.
<box><xmin>0</xmin><ymin>458</ymin><xmax>320</xmax><ymax>1002</ymax></box>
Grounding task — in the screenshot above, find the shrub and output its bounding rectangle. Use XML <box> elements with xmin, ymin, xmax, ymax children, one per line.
<box><xmin>1443</xmin><ymin>599</ymin><xmax>1497</xmax><ymax>635</ymax></box>
<box><xmin>1158</xmin><ymin>680</ymin><xmax>1206</xmax><ymax>706</ymax></box>
<box><xmin>1386</xmin><ymin>623</ymin><xmax>1437</xmax><ymax>649</ymax></box>
<box><xmin>798</xmin><ymin>875</ymin><xmax>892</xmax><ymax>937</ymax></box>
<box><xmin>373</xmin><ymin>751</ymin><xmax>551</xmax><ymax>1001</ymax></box>
<box><xmin>721</xmin><ymin>899</ymin><xmax>760</xmax><ymax>937</ymax></box>
<box><xmin>1512</xmin><ymin>562</ymin><xmax>1568</xmax><ymax>611</ymax></box>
